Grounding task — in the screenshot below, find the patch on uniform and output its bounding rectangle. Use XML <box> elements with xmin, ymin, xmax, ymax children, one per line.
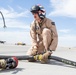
<box><xmin>51</xmin><ymin>22</ymin><xmax>55</xmax><ymax>25</ymax></box>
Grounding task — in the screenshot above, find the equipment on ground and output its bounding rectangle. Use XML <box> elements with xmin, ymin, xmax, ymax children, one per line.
<box><xmin>0</xmin><ymin>41</ymin><xmax>6</xmax><ymax>44</ymax></box>
<box><xmin>0</xmin><ymin>55</ymin><xmax>76</xmax><ymax>67</ymax></box>
<box><xmin>0</xmin><ymin>57</ymin><xmax>18</xmax><ymax>70</ymax></box>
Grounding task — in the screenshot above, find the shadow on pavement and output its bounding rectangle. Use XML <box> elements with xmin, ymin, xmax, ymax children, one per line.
<box><xmin>27</xmin><ymin>59</ymin><xmax>76</xmax><ymax>69</ymax></box>
<box><xmin>0</xmin><ymin>68</ymin><xmax>25</xmax><ymax>74</ymax></box>
<box><xmin>47</xmin><ymin>59</ymin><xmax>76</xmax><ymax>69</ymax></box>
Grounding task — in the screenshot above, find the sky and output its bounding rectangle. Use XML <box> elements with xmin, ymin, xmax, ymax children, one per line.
<box><xmin>0</xmin><ymin>0</ymin><xmax>76</xmax><ymax>47</ymax></box>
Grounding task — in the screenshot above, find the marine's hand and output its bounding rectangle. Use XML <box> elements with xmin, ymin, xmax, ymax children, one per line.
<box><xmin>31</xmin><ymin>46</ymin><xmax>38</xmax><ymax>56</ymax></box>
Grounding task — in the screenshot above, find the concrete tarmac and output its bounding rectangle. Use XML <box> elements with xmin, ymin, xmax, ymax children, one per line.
<box><xmin>0</xmin><ymin>44</ymin><xmax>76</xmax><ymax>75</ymax></box>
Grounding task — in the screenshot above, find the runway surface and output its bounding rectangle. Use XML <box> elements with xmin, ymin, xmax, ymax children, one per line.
<box><xmin>0</xmin><ymin>44</ymin><xmax>76</xmax><ymax>75</ymax></box>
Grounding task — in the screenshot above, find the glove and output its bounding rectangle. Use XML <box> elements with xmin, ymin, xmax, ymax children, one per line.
<box><xmin>31</xmin><ymin>46</ymin><xmax>38</xmax><ymax>56</ymax></box>
<box><xmin>5</xmin><ymin>57</ymin><xmax>18</xmax><ymax>69</ymax></box>
<box><xmin>40</xmin><ymin>51</ymin><xmax>52</xmax><ymax>64</ymax></box>
<box><xmin>28</xmin><ymin>46</ymin><xmax>38</xmax><ymax>62</ymax></box>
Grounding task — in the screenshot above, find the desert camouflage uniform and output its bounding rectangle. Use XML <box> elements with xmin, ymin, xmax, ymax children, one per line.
<box><xmin>27</xmin><ymin>17</ymin><xmax>58</xmax><ymax>55</ymax></box>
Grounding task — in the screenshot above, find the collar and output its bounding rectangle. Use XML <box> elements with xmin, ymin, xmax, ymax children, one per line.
<box><xmin>35</xmin><ymin>17</ymin><xmax>47</xmax><ymax>25</ymax></box>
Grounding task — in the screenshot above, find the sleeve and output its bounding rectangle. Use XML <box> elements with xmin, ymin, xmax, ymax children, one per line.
<box><xmin>30</xmin><ymin>23</ymin><xmax>38</xmax><ymax>47</ymax></box>
<box><xmin>49</xmin><ymin>22</ymin><xmax>58</xmax><ymax>50</ymax></box>
<box><xmin>46</xmin><ymin>20</ymin><xmax>58</xmax><ymax>50</ymax></box>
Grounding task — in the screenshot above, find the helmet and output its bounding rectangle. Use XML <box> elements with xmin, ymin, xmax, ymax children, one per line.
<box><xmin>6</xmin><ymin>56</ymin><xmax>18</xmax><ymax>69</ymax></box>
<box><xmin>30</xmin><ymin>4</ymin><xmax>46</xmax><ymax>19</ymax></box>
<box><xmin>30</xmin><ymin>5</ymin><xmax>40</xmax><ymax>13</ymax></box>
